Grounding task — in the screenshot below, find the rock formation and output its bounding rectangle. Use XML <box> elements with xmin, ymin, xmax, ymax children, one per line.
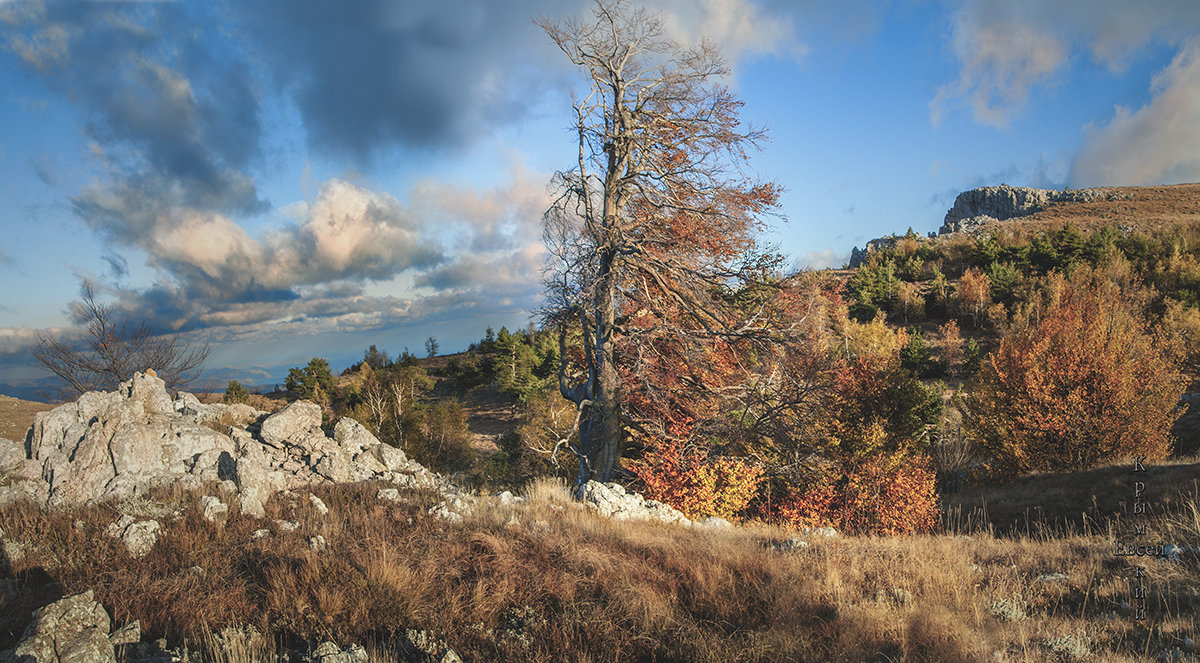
<box><xmin>848</xmin><ymin>184</ymin><xmax>1130</xmax><ymax>267</ymax></box>
<box><xmin>0</xmin><ymin>372</ymin><xmax>435</xmax><ymax>515</ymax></box>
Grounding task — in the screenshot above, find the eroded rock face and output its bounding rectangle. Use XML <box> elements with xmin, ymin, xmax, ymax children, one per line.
<box><xmin>0</xmin><ymin>372</ymin><xmax>435</xmax><ymax>514</ymax></box>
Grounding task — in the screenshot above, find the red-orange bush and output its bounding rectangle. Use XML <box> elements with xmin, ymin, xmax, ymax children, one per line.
<box><xmin>770</xmin><ymin>452</ymin><xmax>940</xmax><ymax>535</ymax></box>
<box><xmin>628</xmin><ymin>433</ymin><xmax>764</xmax><ymax>520</ymax></box>
<box><xmin>960</xmin><ymin>269</ymin><xmax>1185</xmax><ymax>476</ymax></box>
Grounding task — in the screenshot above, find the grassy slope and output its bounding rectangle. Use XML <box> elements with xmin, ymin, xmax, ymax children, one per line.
<box><xmin>0</xmin><ymin>476</ymin><xmax>1197</xmax><ymax>662</ymax></box>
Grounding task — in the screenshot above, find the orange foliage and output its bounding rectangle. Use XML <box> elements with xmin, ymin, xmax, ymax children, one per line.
<box><xmin>627</xmin><ymin>432</ymin><xmax>764</xmax><ymax>520</ymax></box>
<box><xmin>961</xmin><ymin>269</ymin><xmax>1185</xmax><ymax>476</ymax></box>
<box><xmin>771</xmin><ymin>452</ymin><xmax>940</xmax><ymax>536</ymax></box>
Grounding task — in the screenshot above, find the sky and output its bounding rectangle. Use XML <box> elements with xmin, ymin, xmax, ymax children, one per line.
<box><xmin>1</xmin><ymin>0</ymin><xmax>1199</xmax><ymax>400</ymax></box>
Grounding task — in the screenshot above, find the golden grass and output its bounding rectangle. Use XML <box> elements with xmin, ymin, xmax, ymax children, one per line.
<box><xmin>0</xmin><ymin>478</ymin><xmax>1197</xmax><ymax>662</ymax></box>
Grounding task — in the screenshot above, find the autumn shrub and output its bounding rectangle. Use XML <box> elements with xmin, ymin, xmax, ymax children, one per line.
<box><xmin>960</xmin><ymin>269</ymin><xmax>1186</xmax><ymax>477</ymax></box>
<box><xmin>770</xmin><ymin>451</ymin><xmax>940</xmax><ymax>535</ymax></box>
<box><xmin>628</xmin><ymin>434</ymin><xmax>763</xmax><ymax>520</ymax></box>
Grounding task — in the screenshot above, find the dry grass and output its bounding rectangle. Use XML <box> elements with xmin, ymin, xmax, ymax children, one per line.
<box><xmin>1</xmin><ymin>476</ymin><xmax>1197</xmax><ymax>662</ymax></box>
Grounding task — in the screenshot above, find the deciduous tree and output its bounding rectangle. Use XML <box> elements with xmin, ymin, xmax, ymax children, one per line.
<box><xmin>537</xmin><ymin>0</ymin><xmax>784</xmax><ymax>488</ymax></box>
<box><xmin>33</xmin><ymin>279</ymin><xmax>210</xmax><ymax>397</ymax></box>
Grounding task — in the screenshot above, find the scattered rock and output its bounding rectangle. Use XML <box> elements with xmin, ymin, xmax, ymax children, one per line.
<box><xmin>429</xmin><ymin>502</ymin><xmax>464</xmax><ymax>523</ymax></box>
<box><xmin>771</xmin><ymin>538</ymin><xmax>808</xmax><ymax>552</ymax></box>
<box><xmin>259</xmin><ymin>401</ymin><xmax>322</xmax><ymax>448</ymax></box>
<box><xmin>377</xmin><ymin>488</ymin><xmax>402</xmax><ymax>503</ymax></box>
<box><xmin>251</xmin><ymin>529</ymin><xmax>271</xmax><ymax>541</ymax></box>
<box><xmin>308</xmin><ymin>494</ymin><xmax>329</xmax><ymax>516</ymax></box>
<box><xmin>309</xmin><ymin>535</ymin><xmax>328</xmax><ymax>552</ymax></box>
<box><xmin>580</xmin><ymin>481</ymin><xmax>690</xmax><ymax>526</ymax></box>
<box><xmin>105</xmin><ymin>516</ymin><xmax>160</xmax><ymax>558</ymax></box>
<box><xmin>494</xmin><ymin>490</ymin><xmax>523</xmax><ymax>506</ymax></box>
<box><xmin>697</xmin><ymin>517</ymin><xmax>732</xmax><ymax>528</ymax></box>
<box><xmin>199</xmin><ymin>496</ymin><xmax>228</xmax><ymax>522</ymax></box>
<box><xmin>274</xmin><ymin>519</ymin><xmax>300</xmax><ymax>532</ymax></box>
<box><xmin>110</xmin><ymin>621</ymin><xmax>141</xmax><ymax>646</ymax></box>
<box><xmin>1035</xmin><ymin>572</ymin><xmax>1069</xmax><ymax>583</ymax></box>
<box><xmin>311</xmin><ymin>641</ymin><xmax>367</xmax><ymax>663</ymax></box>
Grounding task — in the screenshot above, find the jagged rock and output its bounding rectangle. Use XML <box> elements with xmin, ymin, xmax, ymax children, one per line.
<box><xmin>199</xmin><ymin>496</ymin><xmax>228</xmax><ymax>522</ymax></box>
<box><xmin>105</xmin><ymin>516</ymin><xmax>160</xmax><ymax>558</ymax></box>
<box><xmin>493</xmin><ymin>490</ymin><xmax>524</xmax><ymax>506</ymax></box>
<box><xmin>311</xmin><ymin>641</ymin><xmax>367</xmax><ymax>663</ymax></box>
<box><xmin>274</xmin><ymin>520</ymin><xmax>299</xmax><ymax>532</ymax></box>
<box><xmin>109</xmin><ymin>621</ymin><xmax>141</xmax><ymax>646</ymax></box>
<box><xmin>429</xmin><ymin>501</ymin><xmax>464</xmax><ymax>523</ymax></box>
<box><xmin>772</xmin><ymin>538</ymin><xmax>808</xmax><ymax>552</ymax></box>
<box><xmin>10</xmin><ymin>591</ymin><xmax>141</xmax><ymax>663</ymax></box>
<box><xmin>376</xmin><ymin>488</ymin><xmax>402</xmax><ymax>503</ymax></box>
<box><xmin>259</xmin><ymin>401</ymin><xmax>322</xmax><ymax>448</ymax></box>
<box><xmin>308</xmin><ymin>494</ymin><xmax>329</xmax><ymax>516</ymax></box>
<box><xmin>309</xmin><ymin>535</ymin><xmax>328</xmax><ymax>552</ymax></box>
<box><xmin>5</xmin><ymin>372</ymin><xmax>456</xmax><ymax>530</ymax></box>
<box><xmin>938</xmin><ymin>185</ymin><xmax>1128</xmax><ymax>236</ymax></box>
<box><xmin>251</xmin><ymin>529</ymin><xmax>271</xmax><ymax>541</ymax></box>
<box><xmin>580</xmin><ymin>481</ymin><xmax>691</xmax><ymax>526</ymax></box>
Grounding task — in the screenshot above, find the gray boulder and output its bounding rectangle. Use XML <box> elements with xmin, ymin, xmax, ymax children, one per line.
<box><xmin>581</xmin><ymin>481</ymin><xmax>691</xmax><ymax>526</ymax></box>
<box><xmin>10</xmin><ymin>590</ymin><xmax>140</xmax><ymax>663</ymax></box>
<box><xmin>259</xmin><ymin>401</ymin><xmax>322</xmax><ymax>448</ymax></box>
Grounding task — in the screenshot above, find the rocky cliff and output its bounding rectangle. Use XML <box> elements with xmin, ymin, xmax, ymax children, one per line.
<box><xmin>848</xmin><ymin>184</ymin><xmax>1129</xmax><ymax>267</ymax></box>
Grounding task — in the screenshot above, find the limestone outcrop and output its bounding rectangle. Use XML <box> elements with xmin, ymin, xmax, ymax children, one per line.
<box><xmin>0</xmin><ymin>372</ymin><xmax>435</xmax><ymax>515</ymax></box>
<box><xmin>848</xmin><ymin>184</ymin><xmax>1130</xmax><ymax>267</ymax></box>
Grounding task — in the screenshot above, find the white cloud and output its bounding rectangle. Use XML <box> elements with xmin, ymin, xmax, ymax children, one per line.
<box><xmin>792</xmin><ymin>248</ymin><xmax>846</xmax><ymax>271</ymax></box>
<box><xmin>1071</xmin><ymin>38</ymin><xmax>1200</xmax><ymax>186</ymax></box>
<box><xmin>932</xmin><ymin>0</ymin><xmax>1200</xmax><ymax>127</ymax></box>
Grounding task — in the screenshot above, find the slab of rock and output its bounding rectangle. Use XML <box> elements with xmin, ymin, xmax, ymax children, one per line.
<box><xmin>259</xmin><ymin>401</ymin><xmax>322</xmax><ymax>448</ymax></box>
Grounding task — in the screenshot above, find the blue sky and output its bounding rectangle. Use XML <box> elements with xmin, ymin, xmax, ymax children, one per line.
<box><xmin>1</xmin><ymin>0</ymin><xmax>1199</xmax><ymax>400</ymax></box>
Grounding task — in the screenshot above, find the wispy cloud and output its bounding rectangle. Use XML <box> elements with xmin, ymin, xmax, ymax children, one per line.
<box><xmin>931</xmin><ymin>0</ymin><xmax>1200</xmax><ymax>127</ymax></box>
<box><xmin>1071</xmin><ymin>38</ymin><xmax>1200</xmax><ymax>186</ymax></box>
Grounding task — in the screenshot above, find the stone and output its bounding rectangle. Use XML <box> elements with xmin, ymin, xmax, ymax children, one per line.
<box><xmin>274</xmin><ymin>520</ymin><xmax>300</xmax><ymax>532</ymax></box>
<box><xmin>13</xmin><ymin>591</ymin><xmax>117</xmax><ymax>663</ymax></box>
<box><xmin>580</xmin><ymin>481</ymin><xmax>691</xmax><ymax>526</ymax></box>
<box><xmin>259</xmin><ymin>401</ymin><xmax>322</xmax><ymax>448</ymax></box>
<box><xmin>109</xmin><ymin>621</ymin><xmax>140</xmax><ymax>646</ymax></box>
<box><xmin>251</xmin><ymin>529</ymin><xmax>271</xmax><ymax>541</ymax></box>
<box><xmin>332</xmin><ymin>418</ymin><xmax>378</xmax><ymax>456</ymax></box>
<box><xmin>772</xmin><ymin>538</ymin><xmax>808</xmax><ymax>552</ymax></box>
<box><xmin>494</xmin><ymin>490</ymin><xmax>523</xmax><ymax>506</ymax></box>
<box><xmin>429</xmin><ymin>502</ymin><xmax>464</xmax><ymax>523</ymax></box>
<box><xmin>374</xmin><ymin>443</ymin><xmax>409</xmax><ymax>472</ymax></box>
<box><xmin>199</xmin><ymin>496</ymin><xmax>228</xmax><ymax>522</ymax></box>
<box><xmin>105</xmin><ymin>517</ymin><xmax>160</xmax><ymax>558</ymax></box>
<box><xmin>697</xmin><ymin>516</ymin><xmax>732</xmax><ymax>528</ymax></box>
<box><xmin>377</xmin><ymin>488</ymin><xmax>402</xmax><ymax>503</ymax></box>
<box><xmin>309</xmin><ymin>535</ymin><xmax>328</xmax><ymax>552</ymax></box>
<box><xmin>308</xmin><ymin>494</ymin><xmax>329</xmax><ymax>516</ymax></box>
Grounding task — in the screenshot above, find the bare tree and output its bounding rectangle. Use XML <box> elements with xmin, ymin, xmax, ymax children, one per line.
<box><xmin>32</xmin><ymin>279</ymin><xmax>210</xmax><ymax>397</ymax></box>
<box><xmin>536</xmin><ymin>0</ymin><xmax>785</xmax><ymax>489</ymax></box>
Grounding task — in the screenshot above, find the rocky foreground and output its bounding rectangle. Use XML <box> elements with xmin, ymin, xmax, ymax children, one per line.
<box><xmin>0</xmin><ymin>372</ymin><xmax>749</xmax><ymax>662</ymax></box>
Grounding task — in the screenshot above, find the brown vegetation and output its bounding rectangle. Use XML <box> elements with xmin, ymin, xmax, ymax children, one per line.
<box><xmin>0</xmin><ymin>473</ymin><xmax>1196</xmax><ymax>662</ymax></box>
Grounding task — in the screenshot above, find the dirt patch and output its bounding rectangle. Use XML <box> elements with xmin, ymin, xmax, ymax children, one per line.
<box><xmin>0</xmin><ymin>394</ymin><xmax>57</xmax><ymax>443</ymax></box>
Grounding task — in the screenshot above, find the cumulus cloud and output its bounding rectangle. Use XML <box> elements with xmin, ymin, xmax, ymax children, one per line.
<box><xmin>1071</xmin><ymin>38</ymin><xmax>1200</xmax><ymax>186</ymax></box>
<box><xmin>409</xmin><ymin>160</ymin><xmax>549</xmax><ymax>252</ymax></box>
<box><xmin>932</xmin><ymin>0</ymin><xmax>1200</xmax><ymax>127</ymax></box>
